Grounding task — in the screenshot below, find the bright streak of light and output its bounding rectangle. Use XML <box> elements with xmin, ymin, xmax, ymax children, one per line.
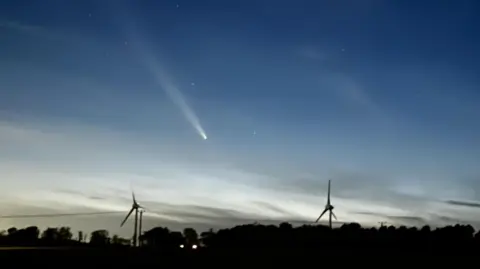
<box><xmin>151</xmin><ymin>66</ymin><xmax>207</xmax><ymax>140</ymax></box>
<box><xmin>128</xmin><ymin>36</ymin><xmax>208</xmax><ymax>140</ymax></box>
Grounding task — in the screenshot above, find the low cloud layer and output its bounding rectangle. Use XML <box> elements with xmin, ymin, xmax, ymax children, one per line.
<box><xmin>445</xmin><ymin>200</ymin><xmax>480</xmax><ymax>208</ymax></box>
<box><xmin>1</xmin><ymin>115</ymin><xmax>480</xmax><ymax>235</ymax></box>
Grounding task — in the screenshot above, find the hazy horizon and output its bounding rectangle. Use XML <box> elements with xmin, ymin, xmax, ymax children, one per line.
<box><xmin>1</xmin><ymin>0</ymin><xmax>480</xmax><ymax>238</ymax></box>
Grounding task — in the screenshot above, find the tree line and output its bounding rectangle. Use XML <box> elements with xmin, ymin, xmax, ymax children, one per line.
<box><xmin>2</xmin><ymin>222</ymin><xmax>480</xmax><ymax>253</ymax></box>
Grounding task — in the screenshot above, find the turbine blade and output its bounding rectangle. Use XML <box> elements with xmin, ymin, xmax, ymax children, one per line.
<box><xmin>132</xmin><ymin>191</ymin><xmax>136</xmax><ymax>204</ymax></box>
<box><xmin>121</xmin><ymin>207</ymin><xmax>135</xmax><ymax>227</ymax></box>
<box><xmin>332</xmin><ymin>211</ymin><xmax>337</xmax><ymax>220</ymax></box>
<box><xmin>315</xmin><ymin>208</ymin><xmax>328</xmax><ymax>223</ymax></box>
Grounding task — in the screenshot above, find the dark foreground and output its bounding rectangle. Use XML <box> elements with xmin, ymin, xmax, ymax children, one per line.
<box><xmin>1</xmin><ymin>246</ymin><xmax>478</xmax><ymax>267</ymax></box>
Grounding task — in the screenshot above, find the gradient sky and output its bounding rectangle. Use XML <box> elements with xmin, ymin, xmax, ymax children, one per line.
<box><xmin>1</xmin><ymin>0</ymin><xmax>480</xmax><ymax>237</ymax></box>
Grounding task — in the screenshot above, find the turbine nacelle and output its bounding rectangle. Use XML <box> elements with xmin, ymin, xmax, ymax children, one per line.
<box><xmin>133</xmin><ymin>201</ymin><xmax>141</xmax><ymax>209</ymax></box>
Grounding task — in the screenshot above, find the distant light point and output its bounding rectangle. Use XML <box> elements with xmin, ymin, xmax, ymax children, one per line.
<box><xmin>176</xmin><ymin>4</ymin><xmax>180</xmax><ymax>8</ymax></box>
<box><xmin>341</xmin><ymin>48</ymin><xmax>345</xmax><ymax>52</ymax></box>
<box><xmin>124</xmin><ymin>41</ymin><xmax>128</xmax><ymax>45</ymax></box>
<box><xmin>88</xmin><ymin>13</ymin><xmax>92</xmax><ymax>17</ymax></box>
<box><xmin>191</xmin><ymin>82</ymin><xmax>195</xmax><ymax>86</ymax></box>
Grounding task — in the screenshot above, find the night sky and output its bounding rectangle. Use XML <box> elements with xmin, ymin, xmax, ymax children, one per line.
<box><xmin>1</xmin><ymin>0</ymin><xmax>479</xmax><ymax>236</ymax></box>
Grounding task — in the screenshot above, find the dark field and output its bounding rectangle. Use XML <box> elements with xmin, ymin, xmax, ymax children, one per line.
<box><xmin>0</xmin><ymin>246</ymin><xmax>477</xmax><ymax>267</ymax></box>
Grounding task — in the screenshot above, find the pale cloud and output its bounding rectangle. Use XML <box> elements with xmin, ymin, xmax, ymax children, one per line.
<box><xmin>1</xmin><ymin>118</ymin><xmax>478</xmax><ymax>234</ymax></box>
<box><xmin>320</xmin><ymin>72</ymin><xmax>382</xmax><ymax>115</ymax></box>
<box><xmin>446</xmin><ymin>200</ymin><xmax>480</xmax><ymax>208</ymax></box>
<box><xmin>296</xmin><ymin>45</ymin><xmax>385</xmax><ymax>118</ymax></box>
<box><xmin>0</xmin><ymin>19</ymin><xmax>92</xmax><ymax>45</ymax></box>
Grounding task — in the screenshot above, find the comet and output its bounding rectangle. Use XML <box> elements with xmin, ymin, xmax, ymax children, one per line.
<box><xmin>152</xmin><ymin>67</ymin><xmax>208</xmax><ymax>141</ymax></box>
<box><xmin>122</xmin><ymin>26</ymin><xmax>208</xmax><ymax>141</ymax></box>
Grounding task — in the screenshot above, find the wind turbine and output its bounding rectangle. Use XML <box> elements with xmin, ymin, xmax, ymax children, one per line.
<box><xmin>315</xmin><ymin>179</ymin><xmax>337</xmax><ymax>229</ymax></box>
<box><xmin>121</xmin><ymin>192</ymin><xmax>143</xmax><ymax>247</ymax></box>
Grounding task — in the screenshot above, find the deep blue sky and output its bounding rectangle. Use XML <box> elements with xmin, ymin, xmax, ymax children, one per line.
<box><xmin>1</xmin><ymin>0</ymin><xmax>480</xmax><ymax>234</ymax></box>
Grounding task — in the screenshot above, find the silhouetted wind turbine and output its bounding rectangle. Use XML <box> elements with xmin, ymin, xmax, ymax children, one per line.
<box><xmin>120</xmin><ymin>192</ymin><xmax>143</xmax><ymax>247</ymax></box>
<box><xmin>315</xmin><ymin>179</ymin><xmax>337</xmax><ymax>229</ymax></box>
<box><xmin>379</xmin><ymin>221</ymin><xmax>388</xmax><ymax>228</ymax></box>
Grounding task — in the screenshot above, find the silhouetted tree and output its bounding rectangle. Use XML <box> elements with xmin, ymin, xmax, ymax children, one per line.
<box><xmin>90</xmin><ymin>230</ymin><xmax>110</xmax><ymax>245</ymax></box>
<box><xmin>1</xmin><ymin>220</ymin><xmax>480</xmax><ymax>255</ymax></box>
<box><xmin>111</xmin><ymin>235</ymin><xmax>130</xmax><ymax>246</ymax></box>
<box><xmin>7</xmin><ymin>227</ymin><xmax>17</xmax><ymax>236</ymax></box>
<box><xmin>23</xmin><ymin>226</ymin><xmax>40</xmax><ymax>243</ymax></box>
<box><xmin>143</xmin><ymin>227</ymin><xmax>169</xmax><ymax>247</ymax></box>
<box><xmin>41</xmin><ymin>227</ymin><xmax>58</xmax><ymax>242</ymax></box>
<box><xmin>421</xmin><ymin>225</ymin><xmax>431</xmax><ymax>233</ymax></box>
<box><xmin>183</xmin><ymin>228</ymin><xmax>198</xmax><ymax>246</ymax></box>
<box><xmin>40</xmin><ymin>226</ymin><xmax>73</xmax><ymax>245</ymax></box>
<box><xmin>3</xmin><ymin>226</ymin><xmax>39</xmax><ymax>246</ymax></box>
<box><xmin>475</xmin><ymin>230</ymin><xmax>480</xmax><ymax>241</ymax></box>
<box><xmin>279</xmin><ymin>222</ymin><xmax>293</xmax><ymax>230</ymax></box>
<box><xmin>58</xmin><ymin>227</ymin><xmax>73</xmax><ymax>241</ymax></box>
<box><xmin>77</xmin><ymin>231</ymin><xmax>84</xmax><ymax>242</ymax></box>
<box><xmin>142</xmin><ymin>227</ymin><xmax>184</xmax><ymax>249</ymax></box>
<box><xmin>200</xmin><ymin>228</ymin><xmax>215</xmax><ymax>247</ymax></box>
<box><xmin>169</xmin><ymin>231</ymin><xmax>184</xmax><ymax>248</ymax></box>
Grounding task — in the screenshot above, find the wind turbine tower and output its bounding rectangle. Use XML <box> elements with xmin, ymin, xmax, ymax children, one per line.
<box><xmin>121</xmin><ymin>192</ymin><xmax>143</xmax><ymax>247</ymax></box>
<box><xmin>315</xmin><ymin>179</ymin><xmax>337</xmax><ymax>229</ymax></box>
<box><xmin>138</xmin><ymin>209</ymin><xmax>144</xmax><ymax>247</ymax></box>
